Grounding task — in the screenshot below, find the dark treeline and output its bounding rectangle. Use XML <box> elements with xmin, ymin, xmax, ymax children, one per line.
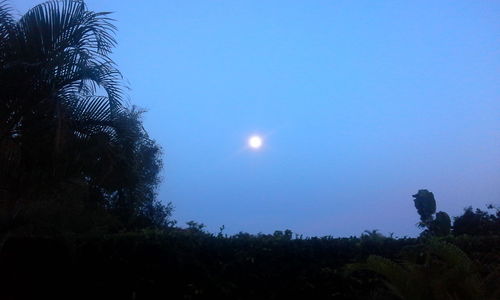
<box><xmin>0</xmin><ymin>1</ymin><xmax>499</xmax><ymax>299</ymax></box>
<box><xmin>1</xmin><ymin>231</ymin><xmax>499</xmax><ymax>299</ymax></box>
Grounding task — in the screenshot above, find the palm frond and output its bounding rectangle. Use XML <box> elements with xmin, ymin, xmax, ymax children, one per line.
<box><xmin>0</xmin><ymin>1</ymin><xmax>14</xmax><ymax>40</ymax></box>
<box><xmin>14</xmin><ymin>0</ymin><xmax>123</xmax><ymax>104</ymax></box>
<box><xmin>17</xmin><ymin>1</ymin><xmax>115</xmax><ymax>54</ymax></box>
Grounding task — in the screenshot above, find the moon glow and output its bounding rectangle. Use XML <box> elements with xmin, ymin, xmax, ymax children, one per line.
<box><xmin>248</xmin><ymin>135</ymin><xmax>263</xmax><ymax>149</ymax></box>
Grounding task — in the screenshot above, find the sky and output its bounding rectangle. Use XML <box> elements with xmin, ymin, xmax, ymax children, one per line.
<box><xmin>13</xmin><ymin>0</ymin><xmax>500</xmax><ymax>237</ymax></box>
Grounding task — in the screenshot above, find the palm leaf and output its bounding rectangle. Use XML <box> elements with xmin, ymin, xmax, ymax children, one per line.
<box><xmin>0</xmin><ymin>1</ymin><xmax>125</xmax><ymax>196</ymax></box>
<box><xmin>0</xmin><ymin>1</ymin><xmax>14</xmax><ymax>43</ymax></box>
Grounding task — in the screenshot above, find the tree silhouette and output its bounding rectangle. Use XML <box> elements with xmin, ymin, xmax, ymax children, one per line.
<box><xmin>85</xmin><ymin>107</ymin><xmax>173</xmax><ymax>230</ymax></box>
<box><xmin>413</xmin><ymin>189</ymin><xmax>436</xmax><ymax>228</ymax></box>
<box><xmin>0</xmin><ymin>0</ymin><xmax>171</xmax><ymax>238</ymax></box>
<box><xmin>412</xmin><ymin>190</ymin><xmax>451</xmax><ymax>236</ymax></box>
<box><xmin>1</xmin><ymin>0</ymin><xmax>121</xmax><ymax>206</ymax></box>
<box><xmin>453</xmin><ymin>206</ymin><xmax>500</xmax><ymax>236</ymax></box>
<box><xmin>430</xmin><ymin>211</ymin><xmax>451</xmax><ymax>237</ymax></box>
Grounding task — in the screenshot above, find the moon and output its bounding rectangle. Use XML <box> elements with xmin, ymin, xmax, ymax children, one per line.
<box><xmin>248</xmin><ymin>135</ymin><xmax>263</xmax><ymax>149</ymax></box>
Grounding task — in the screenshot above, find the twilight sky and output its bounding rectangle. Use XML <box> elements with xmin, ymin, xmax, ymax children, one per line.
<box><xmin>14</xmin><ymin>0</ymin><xmax>500</xmax><ymax>237</ymax></box>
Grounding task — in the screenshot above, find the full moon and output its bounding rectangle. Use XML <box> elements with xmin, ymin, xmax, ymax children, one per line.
<box><xmin>248</xmin><ymin>135</ymin><xmax>263</xmax><ymax>149</ymax></box>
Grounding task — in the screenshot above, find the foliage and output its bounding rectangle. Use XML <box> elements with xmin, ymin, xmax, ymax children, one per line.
<box><xmin>412</xmin><ymin>190</ymin><xmax>451</xmax><ymax>237</ymax></box>
<box><xmin>430</xmin><ymin>211</ymin><xmax>452</xmax><ymax>237</ymax></box>
<box><xmin>361</xmin><ymin>229</ymin><xmax>386</xmax><ymax>240</ymax></box>
<box><xmin>1</xmin><ymin>231</ymin><xmax>498</xmax><ymax>299</ymax></box>
<box><xmin>0</xmin><ymin>0</ymin><xmax>171</xmax><ymax>237</ymax></box>
<box><xmin>453</xmin><ymin>205</ymin><xmax>500</xmax><ymax>236</ymax></box>
<box><xmin>413</xmin><ymin>190</ymin><xmax>436</xmax><ymax>228</ymax></box>
<box><xmin>94</xmin><ymin>107</ymin><xmax>173</xmax><ymax>230</ymax></box>
<box><xmin>186</xmin><ymin>220</ymin><xmax>206</xmax><ymax>233</ymax></box>
<box><xmin>0</xmin><ymin>230</ymin><xmax>416</xmax><ymax>299</ymax></box>
<box><xmin>272</xmin><ymin>229</ymin><xmax>293</xmax><ymax>240</ymax></box>
<box><xmin>347</xmin><ymin>239</ymin><xmax>500</xmax><ymax>300</ymax></box>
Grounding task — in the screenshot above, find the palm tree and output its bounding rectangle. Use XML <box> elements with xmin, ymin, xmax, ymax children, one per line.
<box><xmin>0</xmin><ymin>0</ymin><xmax>124</xmax><ymax>239</ymax></box>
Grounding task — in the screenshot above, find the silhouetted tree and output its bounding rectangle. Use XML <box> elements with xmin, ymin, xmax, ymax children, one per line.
<box><xmin>430</xmin><ymin>211</ymin><xmax>452</xmax><ymax>237</ymax></box>
<box><xmin>186</xmin><ymin>220</ymin><xmax>206</xmax><ymax>233</ymax></box>
<box><xmin>413</xmin><ymin>189</ymin><xmax>436</xmax><ymax>228</ymax></box>
<box><xmin>89</xmin><ymin>107</ymin><xmax>173</xmax><ymax>230</ymax></box>
<box><xmin>273</xmin><ymin>229</ymin><xmax>293</xmax><ymax>240</ymax></box>
<box><xmin>453</xmin><ymin>206</ymin><xmax>500</xmax><ymax>236</ymax></box>
<box><xmin>0</xmin><ymin>0</ymin><xmax>122</xmax><ymax>226</ymax></box>
<box><xmin>0</xmin><ymin>0</ymin><xmax>172</xmax><ymax>237</ymax></box>
<box><xmin>412</xmin><ymin>190</ymin><xmax>451</xmax><ymax>236</ymax></box>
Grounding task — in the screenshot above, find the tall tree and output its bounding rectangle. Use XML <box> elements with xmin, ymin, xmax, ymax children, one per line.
<box><xmin>1</xmin><ymin>0</ymin><xmax>121</xmax><ymax>200</ymax></box>
<box><xmin>412</xmin><ymin>190</ymin><xmax>451</xmax><ymax>237</ymax></box>
<box><xmin>98</xmin><ymin>107</ymin><xmax>173</xmax><ymax>230</ymax></box>
<box><xmin>0</xmin><ymin>0</ymin><xmax>171</xmax><ymax>236</ymax></box>
<box><xmin>413</xmin><ymin>189</ymin><xmax>436</xmax><ymax>228</ymax></box>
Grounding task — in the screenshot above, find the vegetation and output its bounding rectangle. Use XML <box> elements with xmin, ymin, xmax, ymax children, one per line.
<box><xmin>412</xmin><ymin>189</ymin><xmax>451</xmax><ymax>237</ymax></box>
<box><xmin>0</xmin><ymin>0</ymin><xmax>172</xmax><ymax>240</ymax></box>
<box><xmin>1</xmin><ymin>228</ymin><xmax>498</xmax><ymax>299</ymax></box>
<box><xmin>0</xmin><ymin>1</ymin><xmax>498</xmax><ymax>299</ymax></box>
<box><xmin>347</xmin><ymin>239</ymin><xmax>500</xmax><ymax>300</ymax></box>
<box><xmin>453</xmin><ymin>205</ymin><xmax>500</xmax><ymax>236</ymax></box>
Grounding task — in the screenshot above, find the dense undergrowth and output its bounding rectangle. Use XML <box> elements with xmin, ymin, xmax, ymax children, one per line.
<box><xmin>1</xmin><ymin>230</ymin><xmax>499</xmax><ymax>299</ymax></box>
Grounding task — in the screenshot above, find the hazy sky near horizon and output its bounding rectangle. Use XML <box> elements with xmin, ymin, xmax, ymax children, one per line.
<box><xmin>14</xmin><ymin>0</ymin><xmax>500</xmax><ymax>237</ymax></box>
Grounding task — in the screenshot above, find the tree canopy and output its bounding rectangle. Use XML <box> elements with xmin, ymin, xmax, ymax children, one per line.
<box><xmin>0</xmin><ymin>0</ymin><xmax>171</xmax><ymax>236</ymax></box>
<box><xmin>412</xmin><ymin>190</ymin><xmax>451</xmax><ymax>237</ymax></box>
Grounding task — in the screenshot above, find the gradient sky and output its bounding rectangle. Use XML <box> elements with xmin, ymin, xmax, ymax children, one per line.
<box><xmin>14</xmin><ymin>0</ymin><xmax>500</xmax><ymax>237</ymax></box>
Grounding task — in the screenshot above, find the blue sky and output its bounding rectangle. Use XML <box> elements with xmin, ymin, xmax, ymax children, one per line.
<box><xmin>14</xmin><ymin>0</ymin><xmax>500</xmax><ymax>237</ymax></box>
